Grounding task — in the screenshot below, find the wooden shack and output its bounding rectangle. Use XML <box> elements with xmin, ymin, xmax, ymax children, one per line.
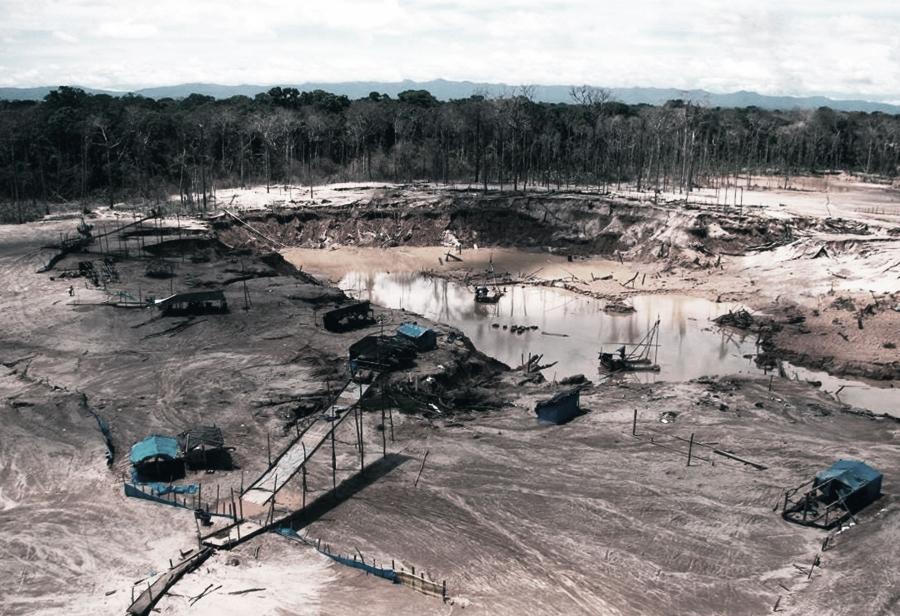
<box><xmin>155</xmin><ymin>290</ymin><xmax>228</xmax><ymax>316</ymax></box>
<box><xmin>323</xmin><ymin>301</ymin><xmax>375</xmax><ymax>332</ymax></box>
<box><xmin>178</xmin><ymin>426</ymin><xmax>230</xmax><ymax>470</ymax></box>
<box><xmin>396</xmin><ymin>322</ymin><xmax>438</xmax><ymax>351</ymax></box>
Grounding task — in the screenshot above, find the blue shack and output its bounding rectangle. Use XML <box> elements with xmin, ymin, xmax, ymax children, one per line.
<box><xmin>130</xmin><ymin>435</ymin><xmax>183</xmax><ymax>480</ymax></box>
<box><xmin>396</xmin><ymin>322</ymin><xmax>438</xmax><ymax>351</ymax></box>
<box><xmin>535</xmin><ymin>388</ymin><xmax>581</xmax><ymax>424</ymax></box>
<box><xmin>814</xmin><ymin>459</ymin><xmax>883</xmax><ymax>513</ymax></box>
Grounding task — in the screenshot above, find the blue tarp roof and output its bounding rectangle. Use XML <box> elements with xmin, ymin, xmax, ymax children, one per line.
<box><xmin>130</xmin><ymin>435</ymin><xmax>180</xmax><ymax>464</ymax></box>
<box><xmin>816</xmin><ymin>459</ymin><xmax>882</xmax><ymax>494</ymax></box>
<box><xmin>397</xmin><ymin>323</ymin><xmax>433</xmax><ymax>339</ymax></box>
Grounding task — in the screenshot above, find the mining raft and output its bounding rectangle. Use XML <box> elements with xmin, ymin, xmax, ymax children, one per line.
<box><xmin>781</xmin><ymin>459</ymin><xmax>883</xmax><ymax>528</ymax></box>
<box><xmin>599</xmin><ymin>319</ymin><xmax>661</xmax><ymax>373</ymax></box>
<box><xmin>535</xmin><ymin>388</ymin><xmax>582</xmax><ymax>424</ymax></box>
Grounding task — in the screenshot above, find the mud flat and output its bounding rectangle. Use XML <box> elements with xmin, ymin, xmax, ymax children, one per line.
<box><xmin>1</xmin><ymin>178</ymin><xmax>898</xmax><ymax>615</ymax></box>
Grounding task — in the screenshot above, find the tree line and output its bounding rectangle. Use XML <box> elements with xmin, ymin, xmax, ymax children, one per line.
<box><xmin>1</xmin><ymin>85</ymin><xmax>899</xmax><ymax>221</ymax></box>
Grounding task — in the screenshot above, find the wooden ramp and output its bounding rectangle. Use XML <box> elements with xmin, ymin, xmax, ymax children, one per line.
<box><xmin>126</xmin><ymin>547</ymin><xmax>213</xmax><ymax>616</ymax></box>
<box><xmin>242</xmin><ymin>381</ymin><xmax>370</xmax><ymax>505</ymax></box>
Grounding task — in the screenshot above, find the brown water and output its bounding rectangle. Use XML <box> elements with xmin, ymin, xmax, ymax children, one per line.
<box><xmin>340</xmin><ymin>271</ymin><xmax>760</xmax><ymax>381</ymax></box>
<box><xmin>339</xmin><ymin>271</ymin><xmax>900</xmax><ymax>416</ymax></box>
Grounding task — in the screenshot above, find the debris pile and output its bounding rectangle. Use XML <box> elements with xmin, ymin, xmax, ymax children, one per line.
<box><xmin>713</xmin><ymin>309</ymin><xmax>755</xmax><ymax>329</ymax></box>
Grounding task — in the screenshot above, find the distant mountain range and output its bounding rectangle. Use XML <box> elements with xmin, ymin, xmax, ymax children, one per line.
<box><xmin>2</xmin><ymin>80</ymin><xmax>899</xmax><ymax>113</ymax></box>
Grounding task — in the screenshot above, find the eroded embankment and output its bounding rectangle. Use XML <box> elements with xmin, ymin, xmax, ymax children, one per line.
<box><xmin>214</xmin><ymin>190</ymin><xmax>805</xmax><ymax>266</ymax></box>
<box><xmin>215</xmin><ymin>189</ymin><xmax>899</xmax><ymax>382</ymax></box>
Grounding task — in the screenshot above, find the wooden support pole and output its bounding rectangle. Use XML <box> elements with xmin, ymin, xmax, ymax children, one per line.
<box><xmin>359</xmin><ymin>405</ymin><xmax>365</xmax><ymax>472</ymax></box>
<box><xmin>331</xmin><ymin>421</ymin><xmax>337</xmax><ymax>490</ymax></box>
<box><xmin>381</xmin><ymin>406</ymin><xmax>387</xmax><ymax>456</ymax></box>
<box><xmin>414</xmin><ymin>450</ymin><xmax>429</xmax><ymax>488</ymax></box>
<box><xmin>807</xmin><ymin>553</ymin><xmax>820</xmax><ymax>580</ymax></box>
<box><xmin>632</xmin><ymin>409</ymin><xmax>637</xmax><ymax>436</ymax></box>
<box><xmin>687</xmin><ymin>432</ymin><xmax>694</xmax><ymax>467</ymax></box>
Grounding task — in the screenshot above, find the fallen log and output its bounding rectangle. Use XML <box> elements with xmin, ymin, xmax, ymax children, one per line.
<box><xmin>712</xmin><ymin>448</ymin><xmax>767</xmax><ymax>470</ymax></box>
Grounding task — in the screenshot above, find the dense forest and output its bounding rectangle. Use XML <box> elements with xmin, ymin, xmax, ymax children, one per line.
<box><xmin>1</xmin><ymin>85</ymin><xmax>899</xmax><ymax>220</ymax></box>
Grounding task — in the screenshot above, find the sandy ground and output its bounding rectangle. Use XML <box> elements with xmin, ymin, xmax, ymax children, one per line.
<box><xmin>1</xmin><ymin>178</ymin><xmax>898</xmax><ymax>615</ymax></box>
<box><xmin>294</xmin><ymin>376</ymin><xmax>900</xmax><ymax>616</ymax></box>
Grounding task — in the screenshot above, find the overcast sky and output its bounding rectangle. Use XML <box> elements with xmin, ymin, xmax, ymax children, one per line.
<box><xmin>1</xmin><ymin>0</ymin><xmax>899</xmax><ymax>101</ymax></box>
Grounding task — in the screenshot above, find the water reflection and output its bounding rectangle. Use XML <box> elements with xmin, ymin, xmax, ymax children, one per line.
<box><xmin>340</xmin><ymin>271</ymin><xmax>900</xmax><ymax>416</ymax></box>
<box><xmin>340</xmin><ymin>271</ymin><xmax>759</xmax><ymax>382</ymax></box>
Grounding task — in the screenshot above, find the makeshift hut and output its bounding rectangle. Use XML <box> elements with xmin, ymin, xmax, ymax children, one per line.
<box><xmin>323</xmin><ymin>301</ymin><xmax>375</xmax><ymax>332</ymax></box>
<box><xmin>781</xmin><ymin>459</ymin><xmax>883</xmax><ymax>527</ymax></box>
<box><xmin>154</xmin><ymin>290</ymin><xmax>228</xmax><ymax>316</ymax></box>
<box><xmin>130</xmin><ymin>435</ymin><xmax>183</xmax><ymax>480</ymax></box>
<box><xmin>349</xmin><ymin>334</ymin><xmax>418</xmax><ymax>372</ymax></box>
<box><xmin>178</xmin><ymin>426</ymin><xmax>229</xmax><ymax>470</ymax></box>
<box><xmin>814</xmin><ymin>459</ymin><xmax>883</xmax><ymax>513</ymax></box>
<box><xmin>396</xmin><ymin>322</ymin><xmax>437</xmax><ymax>351</ymax></box>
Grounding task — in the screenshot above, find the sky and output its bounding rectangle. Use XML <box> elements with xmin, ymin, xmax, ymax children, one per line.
<box><xmin>1</xmin><ymin>0</ymin><xmax>899</xmax><ymax>101</ymax></box>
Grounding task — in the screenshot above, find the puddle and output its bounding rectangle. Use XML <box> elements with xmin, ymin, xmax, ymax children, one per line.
<box><xmin>780</xmin><ymin>362</ymin><xmax>900</xmax><ymax>417</ymax></box>
<box><xmin>340</xmin><ymin>271</ymin><xmax>900</xmax><ymax>417</ymax></box>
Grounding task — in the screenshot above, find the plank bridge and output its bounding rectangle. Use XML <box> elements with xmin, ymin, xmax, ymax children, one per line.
<box><xmin>127</xmin><ymin>377</ymin><xmax>377</xmax><ymax>615</ymax></box>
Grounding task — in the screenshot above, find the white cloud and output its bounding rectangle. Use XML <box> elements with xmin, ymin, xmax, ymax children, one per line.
<box><xmin>0</xmin><ymin>0</ymin><xmax>898</xmax><ymax>100</ymax></box>
<box><xmin>96</xmin><ymin>22</ymin><xmax>158</xmax><ymax>39</ymax></box>
<box><xmin>52</xmin><ymin>30</ymin><xmax>78</xmax><ymax>43</ymax></box>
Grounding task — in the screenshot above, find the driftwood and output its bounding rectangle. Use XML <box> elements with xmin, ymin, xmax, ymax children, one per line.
<box><xmin>620</xmin><ymin>272</ymin><xmax>639</xmax><ymax>288</ymax></box>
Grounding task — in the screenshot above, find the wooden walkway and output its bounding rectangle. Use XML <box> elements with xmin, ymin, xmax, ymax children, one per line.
<box><xmin>242</xmin><ymin>380</ymin><xmax>370</xmax><ymax>505</ymax></box>
<box><xmin>126</xmin><ymin>547</ymin><xmax>213</xmax><ymax>616</ymax></box>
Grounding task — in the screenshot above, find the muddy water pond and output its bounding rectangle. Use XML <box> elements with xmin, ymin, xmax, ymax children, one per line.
<box><xmin>340</xmin><ymin>271</ymin><xmax>760</xmax><ymax>380</ymax></box>
<box><xmin>339</xmin><ymin>271</ymin><xmax>900</xmax><ymax>416</ymax></box>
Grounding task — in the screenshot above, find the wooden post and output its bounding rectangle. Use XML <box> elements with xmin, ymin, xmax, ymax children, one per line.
<box><xmin>687</xmin><ymin>432</ymin><xmax>694</xmax><ymax>467</ymax></box>
<box><xmin>414</xmin><ymin>451</ymin><xmax>429</xmax><ymax>487</ymax></box>
<box><xmin>807</xmin><ymin>553</ymin><xmax>819</xmax><ymax>580</ymax></box>
<box><xmin>769</xmin><ymin>375</ymin><xmax>774</xmax><ymax>391</ymax></box>
<box><xmin>381</xmin><ymin>406</ymin><xmax>387</xmax><ymax>456</ymax></box>
<box><xmin>331</xmin><ymin>420</ymin><xmax>337</xmax><ymax>490</ymax></box>
<box><xmin>194</xmin><ymin>515</ymin><xmax>202</xmax><ymax>549</ymax></box>
<box><xmin>632</xmin><ymin>409</ymin><xmax>637</xmax><ymax>436</ymax></box>
<box><xmin>358</xmin><ymin>406</ymin><xmax>365</xmax><ymax>472</ymax></box>
<box><xmin>302</xmin><ymin>463</ymin><xmax>307</xmax><ymax>509</ymax></box>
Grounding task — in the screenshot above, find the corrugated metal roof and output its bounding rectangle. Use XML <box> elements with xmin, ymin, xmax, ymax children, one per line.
<box><xmin>130</xmin><ymin>435</ymin><xmax>180</xmax><ymax>464</ymax></box>
<box><xmin>397</xmin><ymin>322</ymin><xmax>433</xmax><ymax>339</ymax></box>
<box><xmin>815</xmin><ymin>459</ymin><xmax>882</xmax><ymax>494</ymax></box>
<box><xmin>179</xmin><ymin>426</ymin><xmax>224</xmax><ymax>451</ymax></box>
